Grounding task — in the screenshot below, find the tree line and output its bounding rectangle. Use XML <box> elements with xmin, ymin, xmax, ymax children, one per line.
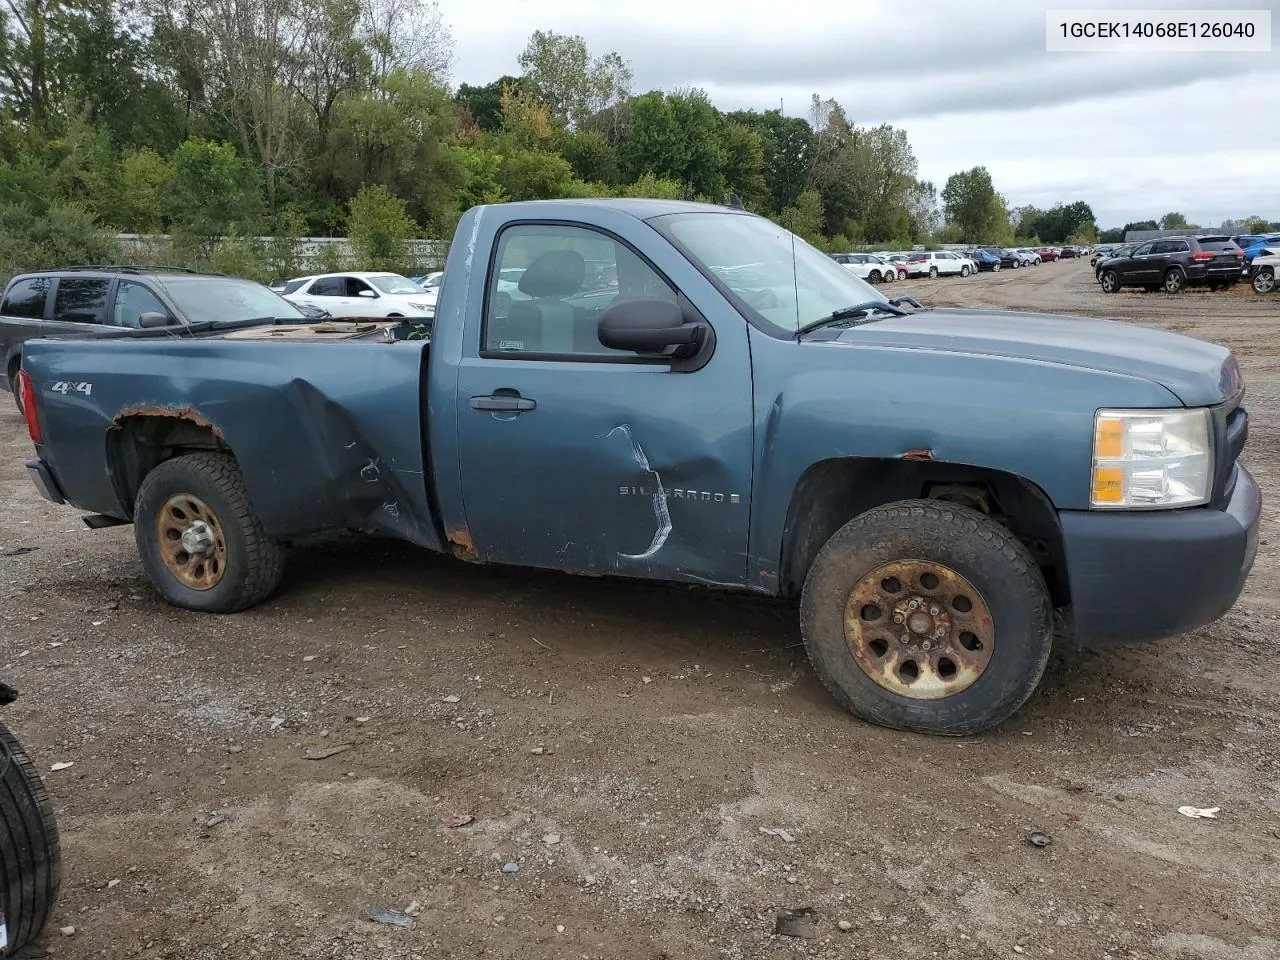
<box><xmin>2</xmin><ymin>1</ymin><xmax>1267</xmax><ymax>281</ymax></box>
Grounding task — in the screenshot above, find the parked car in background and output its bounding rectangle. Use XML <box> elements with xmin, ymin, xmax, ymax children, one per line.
<box><xmin>965</xmin><ymin>249</ymin><xmax>1001</xmax><ymax>272</ymax></box>
<box><xmin>1097</xmin><ymin>235</ymin><xmax>1244</xmax><ymax>294</ymax></box>
<box><xmin>1</xmin><ymin>266</ymin><xmax>314</xmax><ymax>413</ymax></box>
<box><xmin>1249</xmin><ymin>247</ymin><xmax>1278</xmax><ymax>294</ymax></box>
<box><xmin>1094</xmin><ymin>245</ymin><xmax>1135</xmax><ymax>276</ymax></box>
<box><xmin>1036</xmin><ymin>247</ymin><xmax>1060</xmax><ymax>262</ymax></box>
<box><xmin>996</xmin><ymin>249</ymin><xmax>1021</xmax><ymax>269</ymax></box>
<box><xmin>1059</xmin><ymin>246</ymin><xmax>1080</xmax><ymax>259</ymax></box>
<box><xmin>283</xmin><ymin>271</ymin><xmax>437</xmax><ymax>320</ymax></box>
<box><xmin>883</xmin><ymin>255</ymin><xmax>910</xmax><ymax>279</ymax></box>
<box><xmin>1014</xmin><ymin>248</ymin><xmax>1041</xmax><ymax>266</ymax></box>
<box><xmin>831</xmin><ymin>253</ymin><xmax>897</xmax><ymax>283</ymax></box>
<box><xmin>1091</xmin><ymin>246</ymin><xmax>1119</xmax><ymax>267</ymax></box>
<box><xmin>1234</xmin><ymin>234</ymin><xmax>1280</xmax><ymax>263</ymax></box>
<box><xmin>905</xmin><ymin>251</ymin><xmax>970</xmax><ymax>277</ymax></box>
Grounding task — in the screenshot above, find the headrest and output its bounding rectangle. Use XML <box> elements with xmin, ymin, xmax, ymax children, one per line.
<box><xmin>518</xmin><ymin>250</ymin><xmax>585</xmax><ymax>298</ymax></box>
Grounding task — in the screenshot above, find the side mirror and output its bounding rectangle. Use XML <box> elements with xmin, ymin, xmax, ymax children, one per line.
<box><xmin>598</xmin><ymin>298</ymin><xmax>701</xmax><ymax>355</ymax></box>
<box><xmin>357</xmin><ymin>289</ymin><xmax>377</xmax><ymax>298</ymax></box>
<box><xmin>138</xmin><ymin>311</ymin><xmax>173</xmax><ymax>328</ymax></box>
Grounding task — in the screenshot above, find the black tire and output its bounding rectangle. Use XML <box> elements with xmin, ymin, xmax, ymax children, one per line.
<box><xmin>928</xmin><ymin>267</ymin><xmax>938</xmax><ymax>278</ymax></box>
<box><xmin>134</xmin><ymin>452</ymin><xmax>286</xmax><ymax>613</ymax></box>
<box><xmin>1253</xmin><ymin>267</ymin><xmax>1275</xmax><ymax>294</ymax></box>
<box><xmin>799</xmin><ymin>500</ymin><xmax>1053</xmax><ymax>735</ymax></box>
<box><xmin>960</xmin><ymin>265</ymin><xmax>970</xmax><ymax>277</ymax></box>
<box><xmin>868</xmin><ymin>270</ymin><xmax>882</xmax><ymax>283</ymax></box>
<box><xmin>8</xmin><ymin>364</ymin><xmax>21</xmax><ymax>416</ymax></box>
<box><xmin>1163</xmin><ymin>268</ymin><xmax>1185</xmax><ymax>294</ymax></box>
<box><xmin>993</xmin><ymin>262</ymin><xmax>1001</xmax><ymax>272</ymax></box>
<box><xmin>1100</xmin><ymin>269</ymin><xmax>1120</xmax><ymax>293</ymax></box>
<box><xmin>1</xmin><ymin>721</ymin><xmax>61</xmax><ymax>954</ymax></box>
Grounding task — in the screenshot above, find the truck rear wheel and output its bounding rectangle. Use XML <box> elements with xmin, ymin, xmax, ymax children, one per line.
<box><xmin>134</xmin><ymin>453</ymin><xmax>286</xmax><ymax>613</ymax></box>
<box><xmin>1</xmin><ymin>721</ymin><xmax>61</xmax><ymax>954</ymax></box>
<box><xmin>8</xmin><ymin>365</ymin><xmax>21</xmax><ymax>416</ymax></box>
<box><xmin>799</xmin><ymin>500</ymin><xmax>1052</xmax><ymax>735</ymax></box>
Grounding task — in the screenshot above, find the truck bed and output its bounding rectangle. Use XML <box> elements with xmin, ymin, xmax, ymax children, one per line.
<box><xmin>21</xmin><ymin>330</ymin><xmax>443</xmax><ymax>552</ymax></box>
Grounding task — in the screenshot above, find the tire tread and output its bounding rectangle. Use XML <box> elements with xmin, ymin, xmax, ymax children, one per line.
<box><xmin>799</xmin><ymin>499</ymin><xmax>1052</xmax><ymax>735</ymax></box>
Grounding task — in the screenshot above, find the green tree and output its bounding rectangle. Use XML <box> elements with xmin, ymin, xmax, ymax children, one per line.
<box><xmin>1098</xmin><ymin>227</ymin><xmax>1125</xmax><ymax>243</ymax></box>
<box><xmin>619</xmin><ymin>91</ymin><xmax>680</xmax><ymax>181</ymax></box>
<box><xmin>775</xmin><ymin>189</ymin><xmax>824</xmax><ymax>245</ymax></box>
<box><xmin>720</xmin><ymin>122</ymin><xmax>766</xmax><ymax>209</ymax></box>
<box><xmin>942</xmin><ymin>166</ymin><xmax>1000</xmax><ymax>241</ymax></box>
<box><xmin>168</xmin><ymin>137</ymin><xmax>263</xmax><ymax>253</ymax></box>
<box><xmin>347</xmin><ymin>182</ymin><xmax>416</xmax><ymax>270</ymax></box>
<box><xmin>498</xmin><ymin>149</ymin><xmax>574</xmax><ymax>201</ymax></box>
<box><xmin>455</xmin><ymin>76</ymin><xmax>520</xmax><ymax>132</ymax></box>
<box><xmin>560</xmin><ymin>129</ymin><xmax>619</xmax><ymax>185</ymax></box>
<box><xmin>1160</xmin><ymin>211</ymin><xmax>1189</xmax><ymax>230</ymax></box>
<box><xmin>517</xmin><ymin>30</ymin><xmax>631</xmax><ymax>129</ymax></box>
<box><xmin>728</xmin><ymin>109</ymin><xmax>814</xmax><ymax>214</ymax></box>
<box><xmin>667</xmin><ymin>88</ymin><xmax>726</xmax><ymax>199</ymax></box>
<box><xmin>0</xmin><ymin>201</ymin><xmax>120</xmax><ymax>283</ymax></box>
<box><xmin>117</xmin><ymin>148</ymin><xmax>174</xmax><ymax>232</ymax></box>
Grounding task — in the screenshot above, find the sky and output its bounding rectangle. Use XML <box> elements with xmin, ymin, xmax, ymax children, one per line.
<box><xmin>433</xmin><ymin>0</ymin><xmax>1279</xmax><ymax>229</ymax></box>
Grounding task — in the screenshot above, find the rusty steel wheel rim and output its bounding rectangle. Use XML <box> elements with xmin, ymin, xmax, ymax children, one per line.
<box><xmin>844</xmin><ymin>560</ymin><xmax>995</xmax><ymax>700</ymax></box>
<box><xmin>156</xmin><ymin>494</ymin><xmax>227</xmax><ymax>591</ymax></box>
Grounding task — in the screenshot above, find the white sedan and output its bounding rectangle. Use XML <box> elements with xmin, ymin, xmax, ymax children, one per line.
<box><xmin>282</xmin><ymin>272</ymin><xmax>436</xmax><ymax>319</ymax></box>
<box><xmin>831</xmin><ymin>253</ymin><xmax>897</xmax><ymax>283</ymax></box>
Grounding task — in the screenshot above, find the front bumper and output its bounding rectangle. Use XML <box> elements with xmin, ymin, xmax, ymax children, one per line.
<box><xmin>1058</xmin><ymin>465</ymin><xmax>1260</xmax><ymax>647</ymax></box>
<box><xmin>25</xmin><ymin>458</ymin><xmax>65</xmax><ymax>505</ymax></box>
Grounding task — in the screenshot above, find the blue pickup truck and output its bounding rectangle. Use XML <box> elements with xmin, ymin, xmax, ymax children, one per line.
<box><xmin>16</xmin><ymin>199</ymin><xmax>1261</xmax><ymax>735</ymax></box>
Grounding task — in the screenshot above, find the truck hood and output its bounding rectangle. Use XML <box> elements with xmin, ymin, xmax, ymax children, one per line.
<box><xmin>827</xmin><ymin>307</ymin><xmax>1236</xmax><ymax>406</ymax></box>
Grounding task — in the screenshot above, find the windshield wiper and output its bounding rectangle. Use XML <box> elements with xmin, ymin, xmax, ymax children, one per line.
<box><xmin>795</xmin><ymin>300</ymin><xmax>908</xmax><ymax>338</ymax></box>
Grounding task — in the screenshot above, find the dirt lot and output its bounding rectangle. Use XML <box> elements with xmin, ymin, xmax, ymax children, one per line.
<box><xmin>2</xmin><ymin>260</ymin><xmax>1278</xmax><ymax>960</ymax></box>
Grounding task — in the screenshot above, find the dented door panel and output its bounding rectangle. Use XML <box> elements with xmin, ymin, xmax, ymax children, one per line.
<box><xmin>447</xmin><ymin>204</ymin><xmax>755</xmax><ymax>586</ymax></box>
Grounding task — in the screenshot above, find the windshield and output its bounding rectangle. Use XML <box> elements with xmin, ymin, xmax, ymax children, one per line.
<box><xmin>153</xmin><ymin>276</ymin><xmax>305</xmax><ymax>324</ymax></box>
<box><xmin>368</xmin><ymin>274</ymin><xmax>423</xmax><ymax>295</ymax></box>
<box><xmin>656</xmin><ymin>212</ymin><xmax>885</xmax><ymax>333</ymax></box>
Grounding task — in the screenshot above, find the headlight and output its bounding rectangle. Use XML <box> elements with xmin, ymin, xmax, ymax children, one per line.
<box><xmin>1091</xmin><ymin>408</ymin><xmax>1213</xmax><ymax>509</ymax></box>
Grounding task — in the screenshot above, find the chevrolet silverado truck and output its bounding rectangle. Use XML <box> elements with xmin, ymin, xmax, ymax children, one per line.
<box><xmin>16</xmin><ymin>199</ymin><xmax>1261</xmax><ymax>735</ymax></box>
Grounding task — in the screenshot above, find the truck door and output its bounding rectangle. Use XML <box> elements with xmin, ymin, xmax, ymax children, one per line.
<box><xmin>453</xmin><ymin>219</ymin><xmax>754</xmax><ymax>587</ymax></box>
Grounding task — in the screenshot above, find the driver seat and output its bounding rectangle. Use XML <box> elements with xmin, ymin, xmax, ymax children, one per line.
<box><xmin>497</xmin><ymin>250</ymin><xmax>585</xmax><ymax>354</ymax></box>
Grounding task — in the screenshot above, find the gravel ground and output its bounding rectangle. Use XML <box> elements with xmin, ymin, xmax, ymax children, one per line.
<box><xmin>2</xmin><ymin>259</ymin><xmax>1278</xmax><ymax>960</ymax></box>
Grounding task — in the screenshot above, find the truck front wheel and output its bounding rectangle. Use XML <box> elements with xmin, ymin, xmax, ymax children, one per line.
<box><xmin>134</xmin><ymin>453</ymin><xmax>286</xmax><ymax>613</ymax></box>
<box><xmin>800</xmin><ymin>500</ymin><xmax>1052</xmax><ymax>735</ymax></box>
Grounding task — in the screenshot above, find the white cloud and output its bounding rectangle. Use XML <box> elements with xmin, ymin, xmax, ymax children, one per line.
<box><xmin>435</xmin><ymin>0</ymin><xmax>1280</xmax><ymax>227</ymax></box>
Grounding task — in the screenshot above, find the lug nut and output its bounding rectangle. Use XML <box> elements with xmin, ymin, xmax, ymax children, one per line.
<box><xmin>921</xmin><ymin>640</ymin><xmax>932</xmax><ymax>651</ymax></box>
<box><xmin>930</xmin><ymin>605</ymin><xmax>941</xmax><ymax>615</ymax></box>
<box><xmin>908</xmin><ymin>599</ymin><xmax>918</xmax><ymax>610</ymax></box>
<box><xmin>893</xmin><ymin>613</ymin><xmax>904</xmax><ymax>623</ymax></box>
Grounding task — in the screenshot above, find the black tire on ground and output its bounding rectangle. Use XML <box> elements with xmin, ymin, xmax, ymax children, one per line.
<box><xmin>0</xmin><ymin>720</ymin><xmax>61</xmax><ymax>954</ymax></box>
<box><xmin>1100</xmin><ymin>269</ymin><xmax>1120</xmax><ymax>293</ymax></box>
<box><xmin>993</xmin><ymin>262</ymin><xmax>1001</xmax><ymax>272</ymax></box>
<box><xmin>960</xmin><ymin>266</ymin><xmax>970</xmax><ymax>277</ymax></box>
<box><xmin>928</xmin><ymin>267</ymin><xmax>938</xmax><ymax>278</ymax></box>
<box><xmin>869</xmin><ymin>270</ymin><xmax>882</xmax><ymax>283</ymax></box>
<box><xmin>1163</xmin><ymin>268</ymin><xmax>1185</xmax><ymax>294</ymax></box>
<box><xmin>134</xmin><ymin>452</ymin><xmax>286</xmax><ymax>613</ymax></box>
<box><xmin>1253</xmin><ymin>267</ymin><xmax>1275</xmax><ymax>294</ymax></box>
<box><xmin>8</xmin><ymin>365</ymin><xmax>21</xmax><ymax>416</ymax></box>
<box><xmin>799</xmin><ymin>499</ymin><xmax>1053</xmax><ymax>735</ymax></box>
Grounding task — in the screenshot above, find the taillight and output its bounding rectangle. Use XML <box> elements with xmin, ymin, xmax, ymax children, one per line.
<box><xmin>1189</xmin><ymin>252</ymin><xmax>1214</xmax><ymax>261</ymax></box>
<box><xmin>19</xmin><ymin>369</ymin><xmax>40</xmax><ymax>444</ymax></box>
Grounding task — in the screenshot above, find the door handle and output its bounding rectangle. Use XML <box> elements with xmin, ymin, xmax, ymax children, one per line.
<box><xmin>471</xmin><ymin>394</ymin><xmax>536</xmax><ymax>412</ymax></box>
